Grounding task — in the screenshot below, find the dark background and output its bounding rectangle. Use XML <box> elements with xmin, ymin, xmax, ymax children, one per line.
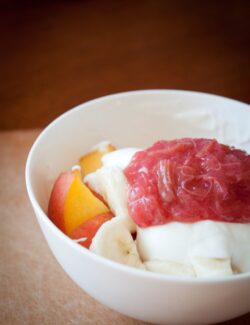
<box><xmin>1</xmin><ymin>0</ymin><xmax>249</xmax><ymax>130</ymax></box>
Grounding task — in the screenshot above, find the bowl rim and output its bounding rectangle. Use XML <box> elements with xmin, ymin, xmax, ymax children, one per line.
<box><xmin>25</xmin><ymin>89</ymin><xmax>250</xmax><ymax>284</ymax></box>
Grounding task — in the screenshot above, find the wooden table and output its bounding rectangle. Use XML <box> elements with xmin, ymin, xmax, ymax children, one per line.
<box><xmin>0</xmin><ymin>1</ymin><xmax>249</xmax><ymax>324</ymax></box>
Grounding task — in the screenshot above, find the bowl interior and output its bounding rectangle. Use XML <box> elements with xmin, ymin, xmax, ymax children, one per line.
<box><xmin>27</xmin><ymin>90</ymin><xmax>250</xmax><ymax>218</ymax></box>
<box><xmin>25</xmin><ymin>90</ymin><xmax>250</xmax><ymax>324</ymax></box>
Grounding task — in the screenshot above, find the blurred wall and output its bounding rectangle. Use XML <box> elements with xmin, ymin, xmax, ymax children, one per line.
<box><xmin>0</xmin><ymin>0</ymin><xmax>249</xmax><ymax>130</ymax></box>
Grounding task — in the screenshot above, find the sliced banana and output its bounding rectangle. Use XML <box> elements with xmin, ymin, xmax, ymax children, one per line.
<box><xmin>85</xmin><ymin>166</ymin><xmax>136</xmax><ymax>232</ymax></box>
<box><xmin>190</xmin><ymin>257</ymin><xmax>233</xmax><ymax>277</ymax></box>
<box><xmin>90</xmin><ymin>217</ymin><xmax>144</xmax><ymax>269</ymax></box>
<box><xmin>145</xmin><ymin>260</ymin><xmax>195</xmax><ymax>277</ymax></box>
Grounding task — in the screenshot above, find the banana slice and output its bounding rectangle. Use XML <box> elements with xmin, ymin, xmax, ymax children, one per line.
<box><xmin>85</xmin><ymin>166</ymin><xmax>136</xmax><ymax>232</ymax></box>
<box><xmin>90</xmin><ymin>217</ymin><xmax>144</xmax><ymax>269</ymax></box>
<box><xmin>190</xmin><ymin>257</ymin><xmax>233</xmax><ymax>277</ymax></box>
<box><xmin>145</xmin><ymin>260</ymin><xmax>195</xmax><ymax>277</ymax></box>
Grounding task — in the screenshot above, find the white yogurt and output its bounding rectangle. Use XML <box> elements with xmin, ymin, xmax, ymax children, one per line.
<box><xmin>137</xmin><ymin>221</ymin><xmax>250</xmax><ymax>276</ymax></box>
<box><xmin>87</xmin><ymin>146</ymin><xmax>250</xmax><ymax>277</ymax></box>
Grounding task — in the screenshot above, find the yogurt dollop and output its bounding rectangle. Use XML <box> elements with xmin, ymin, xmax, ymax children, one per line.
<box><xmin>86</xmin><ymin>144</ymin><xmax>250</xmax><ymax>277</ymax></box>
<box><xmin>137</xmin><ymin>220</ymin><xmax>250</xmax><ymax>276</ymax></box>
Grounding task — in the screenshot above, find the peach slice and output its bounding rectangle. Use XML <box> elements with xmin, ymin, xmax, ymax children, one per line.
<box><xmin>48</xmin><ymin>170</ymin><xmax>110</xmax><ymax>235</ymax></box>
<box><xmin>48</xmin><ymin>171</ymin><xmax>74</xmax><ymax>232</ymax></box>
<box><xmin>70</xmin><ymin>212</ymin><xmax>113</xmax><ymax>248</ymax></box>
<box><xmin>79</xmin><ymin>142</ymin><xmax>116</xmax><ymax>176</ymax></box>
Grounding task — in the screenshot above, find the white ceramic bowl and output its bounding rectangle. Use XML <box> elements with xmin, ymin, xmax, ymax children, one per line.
<box><xmin>26</xmin><ymin>90</ymin><xmax>250</xmax><ymax>325</ymax></box>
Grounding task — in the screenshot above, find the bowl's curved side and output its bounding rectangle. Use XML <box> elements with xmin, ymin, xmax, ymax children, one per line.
<box><xmin>26</xmin><ymin>90</ymin><xmax>250</xmax><ymax>212</ymax></box>
<box><xmin>33</xmin><ymin>205</ymin><xmax>250</xmax><ymax>325</ymax></box>
<box><xmin>25</xmin><ymin>90</ymin><xmax>250</xmax><ymax>324</ymax></box>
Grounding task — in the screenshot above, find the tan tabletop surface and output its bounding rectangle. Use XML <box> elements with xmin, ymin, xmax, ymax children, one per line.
<box><xmin>0</xmin><ymin>129</ymin><xmax>250</xmax><ymax>325</ymax></box>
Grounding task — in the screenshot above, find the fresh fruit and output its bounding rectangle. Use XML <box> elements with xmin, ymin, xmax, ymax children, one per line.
<box><xmin>79</xmin><ymin>142</ymin><xmax>116</xmax><ymax>175</ymax></box>
<box><xmin>48</xmin><ymin>171</ymin><xmax>75</xmax><ymax>231</ymax></box>
<box><xmin>190</xmin><ymin>257</ymin><xmax>233</xmax><ymax>277</ymax></box>
<box><xmin>48</xmin><ymin>170</ymin><xmax>110</xmax><ymax>235</ymax></box>
<box><xmin>70</xmin><ymin>212</ymin><xmax>113</xmax><ymax>248</ymax></box>
<box><xmin>90</xmin><ymin>217</ymin><xmax>145</xmax><ymax>269</ymax></box>
<box><xmin>144</xmin><ymin>260</ymin><xmax>195</xmax><ymax>276</ymax></box>
<box><xmin>85</xmin><ymin>166</ymin><xmax>136</xmax><ymax>232</ymax></box>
